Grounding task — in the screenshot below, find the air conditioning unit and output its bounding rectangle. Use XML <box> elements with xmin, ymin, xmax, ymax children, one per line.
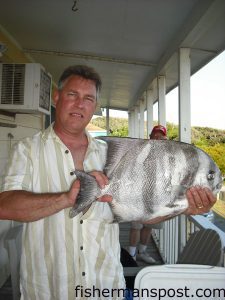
<box><xmin>0</xmin><ymin>63</ymin><xmax>52</xmax><ymax>115</ymax></box>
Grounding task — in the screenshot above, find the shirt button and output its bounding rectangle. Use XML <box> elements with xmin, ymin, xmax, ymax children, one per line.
<box><xmin>65</xmin><ymin>150</ymin><xmax>69</xmax><ymax>154</ymax></box>
<box><xmin>82</xmin><ymin>272</ymin><xmax>85</xmax><ymax>276</ymax></box>
<box><xmin>80</xmin><ymin>220</ymin><xmax>83</xmax><ymax>224</ymax></box>
<box><xmin>80</xmin><ymin>246</ymin><xmax>83</xmax><ymax>250</ymax></box>
<box><xmin>70</xmin><ymin>171</ymin><xmax>74</xmax><ymax>176</ymax></box>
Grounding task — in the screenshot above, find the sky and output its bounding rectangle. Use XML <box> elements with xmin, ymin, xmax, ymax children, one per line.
<box><xmin>104</xmin><ymin>50</ymin><xmax>225</xmax><ymax>130</ymax></box>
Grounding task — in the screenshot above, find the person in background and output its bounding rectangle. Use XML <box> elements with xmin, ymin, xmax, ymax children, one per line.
<box><xmin>128</xmin><ymin>125</ymin><xmax>168</xmax><ymax>264</ymax></box>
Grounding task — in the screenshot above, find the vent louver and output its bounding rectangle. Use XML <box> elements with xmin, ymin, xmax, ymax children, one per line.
<box><xmin>1</xmin><ymin>64</ymin><xmax>25</xmax><ymax>105</ymax></box>
<box><xmin>0</xmin><ymin>63</ymin><xmax>51</xmax><ymax>115</ymax></box>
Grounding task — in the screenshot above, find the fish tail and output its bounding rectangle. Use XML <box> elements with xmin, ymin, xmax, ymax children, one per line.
<box><xmin>69</xmin><ymin>170</ymin><xmax>99</xmax><ymax>218</ymax></box>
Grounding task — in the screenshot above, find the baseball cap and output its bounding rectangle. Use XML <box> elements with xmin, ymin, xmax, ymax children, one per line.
<box><xmin>151</xmin><ymin>125</ymin><xmax>167</xmax><ymax>136</ymax></box>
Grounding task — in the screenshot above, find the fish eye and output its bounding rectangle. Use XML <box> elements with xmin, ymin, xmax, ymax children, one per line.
<box><xmin>207</xmin><ymin>170</ymin><xmax>215</xmax><ymax>180</ymax></box>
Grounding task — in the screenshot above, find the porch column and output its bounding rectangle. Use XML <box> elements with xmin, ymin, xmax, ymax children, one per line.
<box><xmin>139</xmin><ymin>98</ymin><xmax>146</xmax><ymax>138</ymax></box>
<box><xmin>106</xmin><ymin>107</ymin><xmax>110</xmax><ymax>135</ymax></box>
<box><xmin>179</xmin><ymin>48</ymin><xmax>191</xmax><ymax>143</ymax></box>
<box><xmin>134</xmin><ymin>105</ymin><xmax>140</xmax><ymax>138</ymax></box>
<box><xmin>178</xmin><ymin>48</ymin><xmax>191</xmax><ymax>254</ymax></box>
<box><xmin>128</xmin><ymin>110</ymin><xmax>135</xmax><ymax>138</ymax></box>
<box><xmin>146</xmin><ymin>89</ymin><xmax>154</xmax><ymax>137</ymax></box>
<box><xmin>158</xmin><ymin>75</ymin><xmax>166</xmax><ymax>127</ymax></box>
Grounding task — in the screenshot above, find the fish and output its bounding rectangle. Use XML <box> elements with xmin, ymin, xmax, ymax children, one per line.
<box><xmin>69</xmin><ymin>137</ymin><xmax>222</xmax><ymax>222</ymax></box>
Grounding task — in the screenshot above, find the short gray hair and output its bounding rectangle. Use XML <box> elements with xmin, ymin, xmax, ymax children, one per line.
<box><xmin>58</xmin><ymin>65</ymin><xmax>102</xmax><ymax>98</ymax></box>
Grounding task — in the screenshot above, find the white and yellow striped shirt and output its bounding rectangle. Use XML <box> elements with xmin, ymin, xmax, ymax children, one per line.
<box><xmin>1</xmin><ymin>124</ymin><xmax>125</xmax><ymax>300</ymax></box>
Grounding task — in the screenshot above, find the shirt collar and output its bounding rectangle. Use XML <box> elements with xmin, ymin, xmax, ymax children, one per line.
<box><xmin>84</xmin><ymin>128</ymin><xmax>102</xmax><ymax>152</ymax></box>
<box><xmin>42</xmin><ymin>123</ymin><xmax>61</xmax><ymax>143</ymax></box>
<box><xmin>42</xmin><ymin>123</ymin><xmax>100</xmax><ymax>152</ymax></box>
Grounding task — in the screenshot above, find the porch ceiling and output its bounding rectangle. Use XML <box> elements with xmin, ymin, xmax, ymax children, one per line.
<box><xmin>0</xmin><ymin>0</ymin><xmax>225</xmax><ymax>111</ymax></box>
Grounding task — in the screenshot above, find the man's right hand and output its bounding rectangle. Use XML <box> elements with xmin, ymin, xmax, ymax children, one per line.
<box><xmin>0</xmin><ymin>184</ymin><xmax>82</xmax><ymax>222</ymax></box>
<box><xmin>66</xmin><ymin>180</ymin><xmax>81</xmax><ymax>207</ymax></box>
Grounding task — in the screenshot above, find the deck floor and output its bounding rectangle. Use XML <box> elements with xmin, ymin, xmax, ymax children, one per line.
<box><xmin>119</xmin><ymin>222</ymin><xmax>164</xmax><ymax>290</ymax></box>
<box><xmin>119</xmin><ymin>222</ymin><xmax>164</xmax><ymax>266</ymax></box>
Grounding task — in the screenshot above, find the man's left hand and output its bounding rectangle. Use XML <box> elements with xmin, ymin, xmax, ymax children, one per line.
<box><xmin>185</xmin><ymin>187</ymin><xmax>217</xmax><ymax>215</ymax></box>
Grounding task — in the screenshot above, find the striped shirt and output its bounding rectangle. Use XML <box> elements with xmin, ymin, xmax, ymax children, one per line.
<box><xmin>1</xmin><ymin>124</ymin><xmax>125</xmax><ymax>300</ymax></box>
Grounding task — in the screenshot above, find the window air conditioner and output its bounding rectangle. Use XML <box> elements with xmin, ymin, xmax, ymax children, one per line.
<box><xmin>0</xmin><ymin>63</ymin><xmax>52</xmax><ymax>115</ymax></box>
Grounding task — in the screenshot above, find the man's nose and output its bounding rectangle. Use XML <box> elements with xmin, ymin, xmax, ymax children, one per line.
<box><xmin>74</xmin><ymin>95</ymin><xmax>84</xmax><ymax>107</ymax></box>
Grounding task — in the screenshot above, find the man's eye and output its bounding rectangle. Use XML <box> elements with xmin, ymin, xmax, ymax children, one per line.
<box><xmin>68</xmin><ymin>92</ymin><xmax>77</xmax><ymax>97</ymax></box>
<box><xmin>85</xmin><ymin>97</ymin><xmax>95</xmax><ymax>102</ymax></box>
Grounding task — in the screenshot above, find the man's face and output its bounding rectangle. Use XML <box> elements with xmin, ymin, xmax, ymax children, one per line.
<box><xmin>53</xmin><ymin>75</ymin><xmax>97</xmax><ymax>135</ymax></box>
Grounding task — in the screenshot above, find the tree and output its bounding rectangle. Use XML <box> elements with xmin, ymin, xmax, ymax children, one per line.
<box><xmin>198</xmin><ymin>144</ymin><xmax>225</xmax><ymax>175</ymax></box>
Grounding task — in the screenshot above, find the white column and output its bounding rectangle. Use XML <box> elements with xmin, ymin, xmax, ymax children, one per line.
<box><xmin>106</xmin><ymin>107</ymin><xmax>110</xmax><ymax>135</ymax></box>
<box><xmin>131</xmin><ymin>110</ymin><xmax>135</xmax><ymax>138</ymax></box>
<box><xmin>134</xmin><ymin>105</ymin><xmax>140</xmax><ymax>138</ymax></box>
<box><xmin>146</xmin><ymin>89</ymin><xmax>154</xmax><ymax>137</ymax></box>
<box><xmin>128</xmin><ymin>110</ymin><xmax>134</xmax><ymax>137</ymax></box>
<box><xmin>139</xmin><ymin>98</ymin><xmax>146</xmax><ymax>138</ymax></box>
<box><xmin>158</xmin><ymin>75</ymin><xmax>166</xmax><ymax>127</ymax></box>
<box><xmin>178</xmin><ymin>215</ymin><xmax>187</xmax><ymax>255</ymax></box>
<box><xmin>128</xmin><ymin>111</ymin><xmax>131</xmax><ymax>137</ymax></box>
<box><xmin>179</xmin><ymin>48</ymin><xmax>191</xmax><ymax>143</ymax></box>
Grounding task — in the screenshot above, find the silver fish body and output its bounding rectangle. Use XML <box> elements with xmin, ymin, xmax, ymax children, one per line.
<box><xmin>69</xmin><ymin>137</ymin><xmax>222</xmax><ymax>222</ymax></box>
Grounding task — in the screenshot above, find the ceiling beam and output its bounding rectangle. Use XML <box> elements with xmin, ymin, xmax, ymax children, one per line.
<box><xmin>23</xmin><ymin>48</ymin><xmax>157</xmax><ymax>68</ymax></box>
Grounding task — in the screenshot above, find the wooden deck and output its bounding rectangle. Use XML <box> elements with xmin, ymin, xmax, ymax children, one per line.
<box><xmin>119</xmin><ymin>222</ymin><xmax>164</xmax><ymax>265</ymax></box>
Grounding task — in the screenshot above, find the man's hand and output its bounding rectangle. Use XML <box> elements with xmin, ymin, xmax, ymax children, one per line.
<box><xmin>185</xmin><ymin>187</ymin><xmax>217</xmax><ymax>215</ymax></box>
<box><xmin>66</xmin><ymin>179</ymin><xmax>81</xmax><ymax>206</ymax></box>
<box><xmin>89</xmin><ymin>171</ymin><xmax>112</xmax><ymax>202</ymax></box>
<box><xmin>89</xmin><ymin>171</ymin><xmax>109</xmax><ymax>188</ymax></box>
<box><xmin>66</xmin><ymin>171</ymin><xmax>112</xmax><ymax>214</ymax></box>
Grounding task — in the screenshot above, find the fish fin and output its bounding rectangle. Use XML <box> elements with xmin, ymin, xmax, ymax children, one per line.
<box><xmin>69</xmin><ymin>170</ymin><xmax>99</xmax><ymax>218</ymax></box>
<box><xmin>96</xmin><ymin>136</ymin><xmax>146</xmax><ymax>177</ymax></box>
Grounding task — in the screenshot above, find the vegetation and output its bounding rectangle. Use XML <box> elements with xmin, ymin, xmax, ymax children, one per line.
<box><xmin>91</xmin><ymin>117</ymin><xmax>128</xmax><ymax>136</ymax></box>
<box><xmin>91</xmin><ymin>117</ymin><xmax>225</xmax><ymax>176</ymax></box>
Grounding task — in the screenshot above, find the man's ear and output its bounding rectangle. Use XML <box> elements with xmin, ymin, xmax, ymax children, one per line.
<box><xmin>53</xmin><ymin>88</ymin><xmax>59</xmax><ymax>105</ymax></box>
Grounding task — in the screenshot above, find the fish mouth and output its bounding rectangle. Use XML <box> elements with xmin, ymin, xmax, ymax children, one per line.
<box><xmin>212</xmin><ymin>181</ymin><xmax>223</xmax><ymax>195</ymax></box>
<box><xmin>216</xmin><ymin>182</ymin><xmax>223</xmax><ymax>191</ymax></box>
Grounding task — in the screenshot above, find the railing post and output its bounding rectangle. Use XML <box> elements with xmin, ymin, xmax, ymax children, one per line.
<box><xmin>178</xmin><ymin>215</ymin><xmax>187</xmax><ymax>256</ymax></box>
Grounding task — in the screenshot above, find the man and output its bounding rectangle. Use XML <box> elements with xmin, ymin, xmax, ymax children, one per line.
<box><xmin>0</xmin><ymin>65</ymin><xmax>216</xmax><ymax>299</ymax></box>
<box><xmin>128</xmin><ymin>125</ymin><xmax>167</xmax><ymax>264</ymax></box>
<box><xmin>0</xmin><ymin>65</ymin><xmax>125</xmax><ymax>300</ymax></box>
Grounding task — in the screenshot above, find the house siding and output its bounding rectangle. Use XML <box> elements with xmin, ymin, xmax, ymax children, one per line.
<box><xmin>0</xmin><ymin>112</ymin><xmax>44</xmax><ymax>287</ymax></box>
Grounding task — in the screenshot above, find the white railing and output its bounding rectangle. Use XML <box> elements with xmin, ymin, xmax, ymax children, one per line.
<box><xmin>154</xmin><ymin>214</ymin><xmax>225</xmax><ymax>266</ymax></box>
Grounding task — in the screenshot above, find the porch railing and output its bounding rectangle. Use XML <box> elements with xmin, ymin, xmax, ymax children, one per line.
<box><xmin>154</xmin><ymin>214</ymin><xmax>225</xmax><ymax>266</ymax></box>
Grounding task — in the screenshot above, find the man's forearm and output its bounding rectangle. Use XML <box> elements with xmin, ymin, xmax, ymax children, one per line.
<box><xmin>0</xmin><ymin>190</ymin><xmax>70</xmax><ymax>222</ymax></box>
